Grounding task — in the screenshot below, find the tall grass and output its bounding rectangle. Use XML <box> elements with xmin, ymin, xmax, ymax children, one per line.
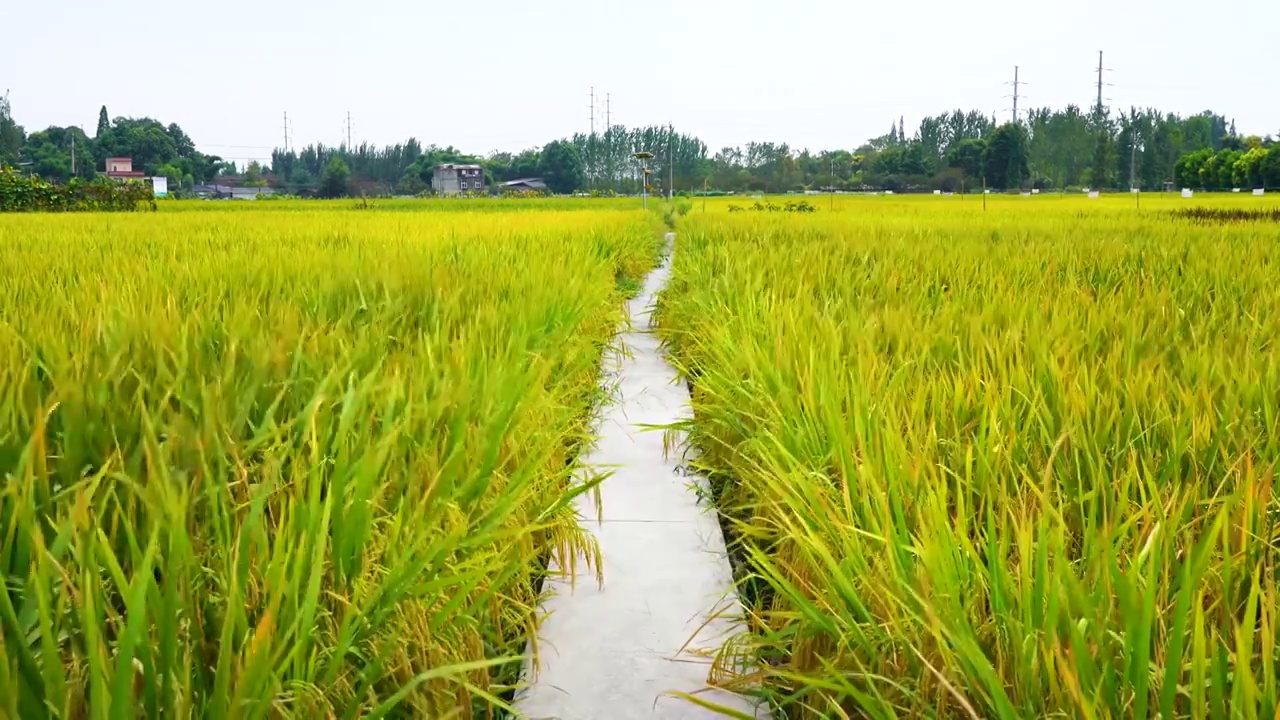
<box><xmin>657</xmin><ymin>199</ymin><xmax>1280</xmax><ymax>719</ymax></box>
<box><xmin>0</xmin><ymin>208</ymin><xmax>662</xmax><ymax>718</ymax></box>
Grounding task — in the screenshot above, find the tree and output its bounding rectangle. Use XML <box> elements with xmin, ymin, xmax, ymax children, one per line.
<box><xmin>1089</xmin><ymin>131</ymin><xmax>1113</xmax><ymax>190</ymax></box>
<box><xmin>1260</xmin><ymin>147</ymin><xmax>1280</xmax><ymax>189</ymax></box>
<box><xmin>0</xmin><ymin>92</ymin><xmax>24</xmax><ymax>166</ymax></box>
<box><xmin>947</xmin><ymin>138</ymin><xmax>987</xmax><ymax>181</ymax></box>
<box><xmin>244</xmin><ymin>161</ymin><xmax>266</xmax><ymax>187</ymax></box>
<box><xmin>22</xmin><ymin>126</ymin><xmax>95</xmax><ymax>182</ymax></box>
<box><xmin>321</xmin><ymin>156</ymin><xmax>350</xmax><ymax>197</ymax></box>
<box><xmin>982</xmin><ymin>124</ymin><xmax>1030</xmax><ymax>190</ymax></box>
<box><xmin>288</xmin><ymin>167</ymin><xmax>317</xmax><ymax>195</ymax></box>
<box><xmin>538</xmin><ymin>140</ymin><xmax>584</xmax><ymax>194</ymax></box>
<box><xmin>96</xmin><ymin>106</ymin><xmax>110</xmax><ymax>138</ymax></box>
<box><xmin>1174</xmin><ymin>148</ymin><xmax>1213</xmax><ymax>189</ymax></box>
<box><xmin>155</xmin><ymin>163</ymin><xmax>184</xmax><ymax>191</ymax></box>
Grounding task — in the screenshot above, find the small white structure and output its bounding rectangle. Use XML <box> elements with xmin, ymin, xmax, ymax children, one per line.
<box><xmin>1255</xmin><ymin>189</ymin><xmax>1266</xmax><ymax>197</ymax></box>
<box><xmin>1088</xmin><ymin>191</ymin><xmax>1100</xmax><ymax>199</ymax></box>
<box><xmin>1182</xmin><ymin>189</ymin><xmax>1194</xmax><ymax>198</ymax></box>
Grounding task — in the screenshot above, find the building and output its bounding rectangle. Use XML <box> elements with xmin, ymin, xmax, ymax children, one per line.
<box><xmin>230</xmin><ymin>187</ymin><xmax>276</xmax><ymax>200</ymax></box>
<box><xmin>432</xmin><ymin>164</ymin><xmax>484</xmax><ymax>195</ymax></box>
<box><xmin>189</xmin><ymin>184</ymin><xmax>277</xmax><ymax>200</ymax></box>
<box><xmin>499</xmin><ymin>177</ymin><xmax>548</xmax><ymax>193</ymax></box>
<box><xmin>103</xmin><ymin>157</ymin><xmax>145</xmax><ymax>182</ymax></box>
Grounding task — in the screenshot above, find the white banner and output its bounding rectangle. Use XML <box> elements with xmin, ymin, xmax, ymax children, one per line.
<box><xmin>152</xmin><ymin>177</ymin><xmax>168</xmax><ymax>197</ymax></box>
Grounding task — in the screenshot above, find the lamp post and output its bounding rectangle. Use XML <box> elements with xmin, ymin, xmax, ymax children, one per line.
<box><xmin>634</xmin><ymin>151</ymin><xmax>653</xmax><ymax>209</ymax></box>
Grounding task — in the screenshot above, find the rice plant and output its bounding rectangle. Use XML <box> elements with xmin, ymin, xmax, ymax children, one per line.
<box><xmin>0</xmin><ymin>207</ymin><xmax>663</xmax><ymax>718</ymax></box>
<box><xmin>657</xmin><ymin>196</ymin><xmax>1280</xmax><ymax>719</ymax></box>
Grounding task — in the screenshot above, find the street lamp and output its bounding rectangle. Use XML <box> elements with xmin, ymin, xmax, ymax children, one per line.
<box><xmin>633</xmin><ymin>151</ymin><xmax>653</xmax><ymax>209</ymax></box>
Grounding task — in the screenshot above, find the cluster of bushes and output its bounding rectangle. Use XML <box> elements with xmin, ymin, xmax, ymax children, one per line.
<box><xmin>0</xmin><ymin>165</ymin><xmax>155</xmax><ymax>212</ymax></box>
<box><xmin>728</xmin><ymin>200</ymin><xmax>817</xmax><ymax>213</ymax></box>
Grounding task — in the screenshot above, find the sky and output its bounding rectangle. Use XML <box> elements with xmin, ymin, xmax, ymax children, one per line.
<box><xmin>3</xmin><ymin>0</ymin><xmax>1278</xmax><ymax>163</ymax></box>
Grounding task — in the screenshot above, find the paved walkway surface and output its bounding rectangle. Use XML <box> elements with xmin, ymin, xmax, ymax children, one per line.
<box><xmin>515</xmin><ymin>236</ymin><xmax>766</xmax><ymax>720</ymax></box>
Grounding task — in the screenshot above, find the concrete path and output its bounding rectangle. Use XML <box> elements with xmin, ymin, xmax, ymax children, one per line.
<box><xmin>515</xmin><ymin>235</ymin><xmax>766</xmax><ymax>720</ymax></box>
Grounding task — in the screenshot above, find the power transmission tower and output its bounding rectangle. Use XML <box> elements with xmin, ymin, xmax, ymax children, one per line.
<box><xmin>345</xmin><ymin>112</ymin><xmax>353</xmax><ymax>150</ymax></box>
<box><xmin>1004</xmin><ymin>66</ymin><xmax>1026</xmax><ymax>123</ymax></box>
<box><xmin>283</xmin><ymin>111</ymin><xmax>290</xmax><ymax>152</ymax></box>
<box><xmin>588</xmin><ymin>87</ymin><xmax>596</xmax><ymax>136</ymax></box>
<box><xmin>1094</xmin><ymin>51</ymin><xmax>1113</xmax><ymax>117</ymax></box>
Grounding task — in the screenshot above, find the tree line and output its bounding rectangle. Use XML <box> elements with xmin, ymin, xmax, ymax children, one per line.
<box><xmin>1</xmin><ymin>97</ymin><xmax>230</xmax><ymax>188</ymax></box>
<box><xmin>4</xmin><ymin>93</ymin><xmax>1276</xmax><ymax>196</ymax></box>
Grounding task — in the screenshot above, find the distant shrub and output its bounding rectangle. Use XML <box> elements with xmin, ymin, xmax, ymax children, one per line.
<box><xmin>728</xmin><ymin>200</ymin><xmax>817</xmax><ymax>214</ymax></box>
<box><xmin>0</xmin><ymin>165</ymin><xmax>155</xmax><ymax>212</ymax></box>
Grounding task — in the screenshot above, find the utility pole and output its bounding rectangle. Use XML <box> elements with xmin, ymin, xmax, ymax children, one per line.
<box><xmin>606</xmin><ymin>93</ymin><xmax>611</xmax><ymax>132</ymax></box>
<box><xmin>1130</xmin><ymin>133</ymin><xmax>1139</xmax><ymax>191</ymax></box>
<box><xmin>70</xmin><ymin>132</ymin><xmax>76</xmax><ymax>175</ymax></box>
<box><xmin>283</xmin><ymin>111</ymin><xmax>290</xmax><ymax>152</ymax></box>
<box><xmin>668</xmin><ymin>123</ymin><xmax>674</xmax><ymax>201</ymax></box>
<box><xmin>830</xmin><ymin>157</ymin><xmax>835</xmax><ymax>211</ymax></box>
<box><xmin>345</xmin><ymin>112</ymin><xmax>353</xmax><ymax>150</ymax></box>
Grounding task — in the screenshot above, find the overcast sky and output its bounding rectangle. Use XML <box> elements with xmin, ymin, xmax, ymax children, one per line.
<box><xmin>3</xmin><ymin>0</ymin><xmax>1277</xmax><ymax>162</ymax></box>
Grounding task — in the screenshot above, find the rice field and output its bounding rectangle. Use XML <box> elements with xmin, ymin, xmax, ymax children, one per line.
<box><xmin>656</xmin><ymin>194</ymin><xmax>1280</xmax><ymax>719</ymax></box>
<box><xmin>0</xmin><ymin>205</ymin><xmax>663</xmax><ymax>718</ymax></box>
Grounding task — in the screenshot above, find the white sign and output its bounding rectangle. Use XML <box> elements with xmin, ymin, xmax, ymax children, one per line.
<box><xmin>1254</xmin><ymin>189</ymin><xmax>1266</xmax><ymax>196</ymax></box>
<box><xmin>1233</xmin><ymin>188</ymin><xmax>1241</xmax><ymax>193</ymax></box>
<box><xmin>1131</xmin><ymin>188</ymin><xmax>1140</xmax><ymax>193</ymax></box>
<box><xmin>1182</xmin><ymin>189</ymin><xmax>1194</xmax><ymax>198</ymax></box>
<box><xmin>1031</xmin><ymin>189</ymin><xmax>1040</xmax><ymax>195</ymax></box>
<box><xmin>933</xmin><ymin>189</ymin><xmax>941</xmax><ymax>195</ymax></box>
<box><xmin>1088</xmin><ymin>191</ymin><xmax>1100</xmax><ymax>199</ymax></box>
<box><xmin>151</xmin><ymin>176</ymin><xmax>168</xmax><ymax>197</ymax></box>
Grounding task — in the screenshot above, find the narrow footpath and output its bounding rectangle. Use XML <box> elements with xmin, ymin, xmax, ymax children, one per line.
<box><xmin>515</xmin><ymin>235</ymin><xmax>766</xmax><ymax>720</ymax></box>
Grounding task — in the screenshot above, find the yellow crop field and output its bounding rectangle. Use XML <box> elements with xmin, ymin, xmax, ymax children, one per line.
<box><xmin>0</xmin><ymin>206</ymin><xmax>663</xmax><ymax>717</ymax></box>
<box><xmin>657</xmin><ymin>195</ymin><xmax>1280</xmax><ymax>718</ymax></box>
